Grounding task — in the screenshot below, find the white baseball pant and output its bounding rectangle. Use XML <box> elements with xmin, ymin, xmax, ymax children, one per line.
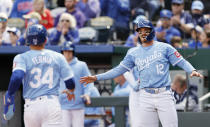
<box><xmin>129</xmin><ymin>89</ymin><xmax>178</xmax><ymax>127</ymax></box>
<box><xmin>24</xmin><ymin>95</ymin><xmax>62</xmax><ymax>127</ymax></box>
<box><xmin>62</xmin><ymin>108</ymin><xmax>84</xmax><ymax>127</ymax></box>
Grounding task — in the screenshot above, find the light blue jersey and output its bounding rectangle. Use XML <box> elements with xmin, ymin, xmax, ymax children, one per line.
<box><xmin>13</xmin><ymin>49</ymin><xmax>73</xmax><ymax>99</ymax></box>
<box><xmin>59</xmin><ymin>57</ymin><xmax>93</xmax><ymax>110</ymax></box>
<box><xmin>97</xmin><ymin>41</ymin><xmax>195</xmax><ymax>89</ymax></box>
<box><xmin>113</xmin><ymin>81</ymin><xmax>131</xmax><ymax>96</ymax></box>
<box><xmin>121</xmin><ymin>42</ymin><xmax>184</xmax><ymax>88</ymax></box>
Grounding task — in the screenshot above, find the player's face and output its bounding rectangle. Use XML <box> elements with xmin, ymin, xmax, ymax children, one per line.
<box><xmin>137</xmin><ymin>27</ymin><xmax>151</xmax><ymax>43</ymax></box>
<box><xmin>161</xmin><ymin>18</ymin><xmax>171</xmax><ymax>28</ymax></box>
<box><xmin>63</xmin><ymin>50</ymin><xmax>73</xmax><ymax>61</ymax></box>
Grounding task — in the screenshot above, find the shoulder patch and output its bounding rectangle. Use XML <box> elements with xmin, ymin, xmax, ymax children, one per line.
<box><xmin>174</xmin><ymin>51</ymin><xmax>181</xmax><ymax>58</ymax></box>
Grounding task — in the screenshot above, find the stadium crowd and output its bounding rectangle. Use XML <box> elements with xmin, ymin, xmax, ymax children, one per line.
<box><xmin>0</xmin><ymin>0</ymin><xmax>210</xmax><ymax>48</ymax></box>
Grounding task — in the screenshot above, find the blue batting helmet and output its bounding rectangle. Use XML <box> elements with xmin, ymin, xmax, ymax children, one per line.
<box><xmin>26</xmin><ymin>24</ymin><xmax>47</xmax><ymax>45</ymax></box>
<box><xmin>136</xmin><ymin>19</ymin><xmax>155</xmax><ymax>42</ymax></box>
<box><xmin>61</xmin><ymin>41</ymin><xmax>75</xmax><ymax>55</ymax></box>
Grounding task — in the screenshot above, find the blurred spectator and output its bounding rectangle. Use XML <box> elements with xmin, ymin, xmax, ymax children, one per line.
<box><xmin>170</xmin><ymin>36</ymin><xmax>183</xmax><ymax>48</ymax></box>
<box><xmin>84</xmin><ymin>86</ymin><xmax>105</xmax><ymax>127</ymax></box>
<box><xmin>190</xmin><ymin>0</ymin><xmax>208</xmax><ymax>28</ymax></box>
<box><xmin>155</xmin><ymin>9</ymin><xmax>181</xmax><ymax>44</ymax></box>
<box><xmin>110</xmin><ymin>75</ymin><xmax>131</xmax><ymax>127</ymax></box>
<box><xmin>171</xmin><ymin>74</ymin><xmax>199</xmax><ymax>112</ymax></box>
<box><xmin>9</xmin><ymin>0</ymin><xmax>33</xmax><ymax>18</ymax></box>
<box><xmin>170</xmin><ymin>0</ymin><xmax>192</xmax><ymax>39</ymax></box>
<box><xmin>17</xmin><ymin>18</ymin><xmax>40</xmax><ymax>46</ymax></box>
<box><xmin>23</xmin><ymin>11</ymin><xmax>42</xmax><ymax>28</ymax></box>
<box><xmin>124</xmin><ymin>15</ymin><xmax>147</xmax><ymax>47</ymax></box>
<box><xmin>76</xmin><ymin>0</ymin><xmax>101</xmax><ymax>20</ymax></box>
<box><xmin>200</xmin><ymin>24</ymin><xmax>210</xmax><ymax>48</ymax></box>
<box><xmin>0</xmin><ymin>0</ymin><xmax>13</xmax><ymax>16</ymax></box>
<box><xmin>187</xmin><ymin>25</ymin><xmax>203</xmax><ymax>48</ymax></box>
<box><xmin>7</xmin><ymin>27</ymin><xmax>21</xmax><ymax>46</ymax></box>
<box><xmin>54</xmin><ymin>0</ymin><xmax>87</xmax><ymax>28</ymax></box>
<box><xmin>0</xmin><ymin>12</ymin><xmax>11</xmax><ymax>46</ymax></box>
<box><xmin>49</xmin><ymin>13</ymin><xmax>80</xmax><ymax>45</ymax></box>
<box><xmin>130</xmin><ymin>0</ymin><xmax>164</xmax><ymax>21</ymax></box>
<box><xmin>28</xmin><ymin>0</ymin><xmax>54</xmax><ymax>29</ymax></box>
<box><xmin>101</xmin><ymin>0</ymin><xmax>130</xmax><ymax>40</ymax></box>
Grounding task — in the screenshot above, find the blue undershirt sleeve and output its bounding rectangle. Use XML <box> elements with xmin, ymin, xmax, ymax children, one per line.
<box><xmin>8</xmin><ymin>70</ymin><xmax>25</xmax><ymax>96</ymax></box>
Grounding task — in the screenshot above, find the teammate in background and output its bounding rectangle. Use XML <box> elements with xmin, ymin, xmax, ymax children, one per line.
<box><xmin>3</xmin><ymin>24</ymin><xmax>75</xmax><ymax>127</ymax></box>
<box><xmin>171</xmin><ymin>74</ymin><xmax>199</xmax><ymax>112</ymax></box>
<box><xmin>59</xmin><ymin>41</ymin><xmax>93</xmax><ymax>127</ymax></box>
<box><xmin>84</xmin><ymin>86</ymin><xmax>105</xmax><ymax>127</ymax></box>
<box><xmin>80</xmin><ymin>19</ymin><xmax>203</xmax><ymax>127</ymax></box>
<box><xmin>110</xmin><ymin>75</ymin><xmax>131</xmax><ymax>127</ymax></box>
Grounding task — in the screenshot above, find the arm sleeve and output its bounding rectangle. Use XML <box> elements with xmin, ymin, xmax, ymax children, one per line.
<box><xmin>176</xmin><ymin>59</ymin><xmax>195</xmax><ymax>73</ymax></box>
<box><xmin>60</xmin><ymin>55</ymin><xmax>74</xmax><ymax>81</ymax></box>
<box><xmin>48</xmin><ymin>29</ymin><xmax>61</xmax><ymax>45</ymax></box>
<box><xmin>8</xmin><ymin>70</ymin><xmax>25</xmax><ymax>96</ymax></box>
<box><xmin>96</xmin><ymin>65</ymin><xmax>128</xmax><ymax>80</ymax></box>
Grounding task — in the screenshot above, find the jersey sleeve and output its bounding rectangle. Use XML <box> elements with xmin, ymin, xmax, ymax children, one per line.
<box><xmin>12</xmin><ymin>54</ymin><xmax>26</xmax><ymax>72</ymax></box>
<box><xmin>59</xmin><ymin>55</ymin><xmax>74</xmax><ymax>81</ymax></box>
<box><xmin>167</xmin><ymin>44</ymin><xmax>183</xmax><ymax>66</ymax></box>
<box><xmin>120</xmin><ymin>49</ymin><xmax>135</xmax><ymax>71</ymax></box>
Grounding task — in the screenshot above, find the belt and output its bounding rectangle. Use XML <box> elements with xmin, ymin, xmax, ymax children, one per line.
<box><xmin>25</xmin><ymin>95</ymin><xmax>56</xmax><ymax>103</ymax></box>
<box><xmin>144</xmin><ymin>86</ymin><xmax>171</xmax><ymax>94</ymax></box>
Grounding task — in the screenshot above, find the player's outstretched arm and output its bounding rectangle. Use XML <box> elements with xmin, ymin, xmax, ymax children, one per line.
<box><xmin>80</xmin><ymin>76</ymin><xmax>97</xmax><ymax>86</ymax></box>
<box><xmin>190</xmin><ymin>70</ymin><xmax>203</xmax><ymax>78</ymax></box>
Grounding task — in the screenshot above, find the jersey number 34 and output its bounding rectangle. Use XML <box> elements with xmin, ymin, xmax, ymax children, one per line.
<box><xmin>29</xmin><ymin>67</ymin><xmax>53</xmax><ymax>88</ymax></box>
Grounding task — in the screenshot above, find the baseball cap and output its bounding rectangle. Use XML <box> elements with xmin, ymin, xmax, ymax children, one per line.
<box><xmin>160</xmin><ymin>9</ymin><xmax>172</xmax><ymax>19</ymax></box>
<box><xmin>7</xmin><ymin>27</ymin><xmax>21</xmax><ymax>37</ymax></box>
<box><xmin>172</xmin><ymin>0</ymin><xmax>184</xmax><ymax>4</ymax></box>
<box><xmin>191</xmin><ymin>1</ymin><xmax>204</xmax><ymax>11</ymax></box>
<box><xmin>0</xmin><ymin>12</ymin><xmax>8</xmax><ymax>20</ymax></box>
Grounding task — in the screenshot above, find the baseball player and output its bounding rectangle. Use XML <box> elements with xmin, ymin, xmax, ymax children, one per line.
<box><xmin>80</xmin><ymin>19</ymin><xmax>203</xmax><ymax>127</ymax></box>
<box><xmin>3</xmin><ymin>24</ymin><xmax>75</xmax><ymax>127</ymax></box>
<box><xmin>59</xmin><ymin>41</ymin><xmax>93</xmax><ymax>127</ymax></box>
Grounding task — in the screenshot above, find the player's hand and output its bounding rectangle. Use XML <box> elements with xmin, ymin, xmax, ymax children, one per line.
<box><xmin>62</xmin><ymin>89</ymin><xmax>75</xmax><ymax>101</ymax></box>
<box><xmin>190</xmin><ymin>70</ymin><xmax>203</xmax><ymax>78</ymax></box>
<box><xmin>80</xmin><ymin>76</ymin><xmax>97</xmax><ymax>86</ymax></box>
<box><xmin>81</xmin><ymin>94</ymin><xmax>91</xmax><ymax>105</ymax></box>
<box><xmin>3</xmin><ymin>91</ymin><xmax>15</xmax><ymax>120</ymax></box>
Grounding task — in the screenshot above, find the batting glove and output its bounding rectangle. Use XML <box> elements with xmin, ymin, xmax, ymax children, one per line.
<box><xmin>3</xmin><ymin>91</ymin><xmax>15</xmax><ymax>120</ymax></box>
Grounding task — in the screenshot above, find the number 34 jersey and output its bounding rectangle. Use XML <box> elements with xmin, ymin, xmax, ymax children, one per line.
<box><xmin>120</xmin><ymin>41</ymin><xmax>183</xmax><ymax>89</ymax></box>
<box><xmin>12</xmin><ymin>49</ymin><xmax>74</xmax><ymax>99</ymax></box>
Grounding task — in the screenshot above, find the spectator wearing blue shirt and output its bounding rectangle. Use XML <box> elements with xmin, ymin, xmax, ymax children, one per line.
<box><xmin>155</xmin><ymin>9</ymin><xmax>181</xmax><ymax>44</ymax></box>
<box><xmin>9</xmin><ymin>0</ymin><xmax>33</xmax><ymax>18</ymax></box>
<box><xmin>187</xmin><ymin>25</ymin><xmax>203</xmax><ymax>48</ymax></box>
<box><xmin>170</xmin><ymin>0</ymin><xmax>193</xmax><ymax>39</ymax></box>
<box><xmin>54</xmin><ymin>0</ymin><xmax>86</xmax><ymax>28</ymax></box>
<box><xmin>76</xmin><ymin>0</ymin><xmax>101</xmax><ymax>20</ymax></box>
<box><xmin>84</xmin><ymin>86</ymin><xmax>105</xmax><ymax>127</ymax></box>
<box><xmin>49</xmin><ymin>13</ymin><xmax>80</xmax><ymax>45</ymax></box>
<box><xmin>102</xmin><ymin>0</ymin><xmax>130</xmax><ymax>40</ymax></box>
